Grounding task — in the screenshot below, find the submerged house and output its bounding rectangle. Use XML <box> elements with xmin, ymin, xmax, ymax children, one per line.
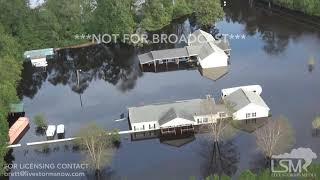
<box><xmin>128</xmin><ymin>97</ymin><xmax>229</xmax><ymax>134</ymax></box>
<box><xmin>222</xmin><ymin>85</ymin><xmax>270</xmax><ymax>121</ymax></box>
<box><xmin>24</xmin><ymin>48</ymin><xmax>54</xmax><ymax>67</ymax></box>
<box><xmin>138</xmin><ymin>29</ymin><xmax>231</xmax><ymax>72</ymax></box>
<box><xmin>128</xmin><ymin>85</ymin><xmax>270</xmax><ymax>133</ymax></box>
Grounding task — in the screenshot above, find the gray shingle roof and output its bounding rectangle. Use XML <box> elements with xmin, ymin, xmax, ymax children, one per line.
<box><xmin>151</xmin><ymin>48</ymin><xmax>189</xmax><ymax>60</ymax></box>
<box><xmin>224</xmin><ymin>89</ymin><xmax>269</xmax><ymax>111</ymax></box>
<box><xmin>199</xmin><ymin>66</ymin><xmax>229</xmax><ymax>81</ymax></box>
<box><xmin>129</xmin><ymin>98</ymin><xmax>226</xmax><ymax>124</ymax></box>
<box><xmin>158</xmin><ymin>108</ymin><xmax>194</xmax><ymax>126</ymax></box>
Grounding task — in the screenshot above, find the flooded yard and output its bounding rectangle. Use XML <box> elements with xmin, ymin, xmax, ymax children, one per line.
<box><xmin>7</xmin><ymin>0</ymin><xmax>320</xmax><ymax>179</ymax></box>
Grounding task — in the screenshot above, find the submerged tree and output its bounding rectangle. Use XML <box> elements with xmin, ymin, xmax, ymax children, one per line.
<box><xmin>75</xmin><ymin>123</ymin><xmax>116</xmax><ymax>179</ymax></box>
<box><xmin>254</xmin><ymin>116</ymin><xmax>295</xmax><ymax>165</ymax></box>
<box><xmin>199</xmin><ymin>96</ymin><xmax>239</xmax><ymax>177</ymax></box>
<box><xmin>312</xmin><ymin>116</ymin><xmax>320</xmax><ymax>136</ymax></box>
<box><xmin>308</xmin><ymin>56</ymin><xmax>316</xmax><ymax>72</ymax></box>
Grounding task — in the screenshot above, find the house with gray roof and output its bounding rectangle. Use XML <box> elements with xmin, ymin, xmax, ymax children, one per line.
<box><xmin>128</xmin><ymin>97</ymin><xmax>229</xmax><ymax>132</ymax></box>
<box><xmin>137</xmin><ymin>29</ymin><xmax>230</xmax><ymax>72</ymax></box>
<box><xmin>222</xmin><ymin>85</ymin><xmax>270</xmax><ymax>120</ymax></box>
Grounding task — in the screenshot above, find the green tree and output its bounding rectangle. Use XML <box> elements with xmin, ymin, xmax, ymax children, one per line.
<box><xmin>75</xmin><ymin>123</ymin><xmax>117</xmax><ymax>178</ymax></box>
<box><xmin>0</xmin><ymin>24</ymin><xmax>22</xmax><ymax>175</ymax></box>
<box><xmin>90</xmin><ymin>0</ymin><xmax>136</xmax><ymax>39</ymax></box>
<box><xmin>239</xmin><ymin>170</ymin><xmax>256</xmax><ymax>180</ymax></box>
<box><xmin>269</xmin><ymin>0</ymin><xmax>320</xmax><ymax>16</ymax></box>
<box><xmin>194</xmin><ymin>0</ymin><xmax>224</xmax><ymax>27</ymax></box>
<box><xmin>141</xmin><ymin>0</ymin><xmax>174</xmax><ymax>31</ymax></box>
<box><xmin>173</xmin><ymin>0</ymin><xmax>193</xmax><ymax>19</ymax></box>
<box><xmin>33</xmin><ymin>114</ymin><xmax>48</xmax><ymax>129</ymax></box>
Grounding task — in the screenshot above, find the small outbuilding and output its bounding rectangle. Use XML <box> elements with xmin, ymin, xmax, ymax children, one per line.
<box><xmin>222</xmin><ymin>86</ymin><xmax>270</xmax><ymax>121</ymax></box>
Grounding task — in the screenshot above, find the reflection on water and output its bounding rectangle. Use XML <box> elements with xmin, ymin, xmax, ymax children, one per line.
<box><xmin>18</xmin><ymin>44</ymin><xmax>142</xmax><ymax>99</ymax></box>
<box><xmin>9</xmin><ymin>0</ymin><xmax>320</xmax><ymax>179</ymax></box>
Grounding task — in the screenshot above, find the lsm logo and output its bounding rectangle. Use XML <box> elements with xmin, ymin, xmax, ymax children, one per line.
<box><xmin>271</xmin><ymin>147</ymin><xmax>317</xmax><ymax>177</ymax></box>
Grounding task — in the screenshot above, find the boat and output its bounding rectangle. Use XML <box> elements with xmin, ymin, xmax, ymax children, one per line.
<box><xmin>8</xmin><ymin>117</ymin><xmax>30</xmax><ymax>144</ymax></box>
<box><xmin>46</xmin><ymin>125</ymin><xmax>56</xmax><ymax>138</ymax></box>
<box><xmin>57</xmin><ymin>124</ymin><xmax>65</xmax><ymax>139</ymax></box>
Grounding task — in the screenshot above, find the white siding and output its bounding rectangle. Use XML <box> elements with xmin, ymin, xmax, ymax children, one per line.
<box><xmin>160</xmin><ymin>118</ymin><xmax>195</xmax><ymax>128</ymax></box>
<box><xmin>131</xmin><ymin>121</ymin><xmax>159</xmax><ymax>131</ymax></box>
<box><xmin>199</xmin><ymin>52</ymin><xmax>228</xmax><ymax>69</ymax></box>
<box><xmin>233</xmin><ymin>103</ymin><xmax>269</xmax><ymax>120</ymax></box>
<box><xmin>194</xmin><ymin>115</ymin><xmax>217</xmax><ymax>124</ymax></box>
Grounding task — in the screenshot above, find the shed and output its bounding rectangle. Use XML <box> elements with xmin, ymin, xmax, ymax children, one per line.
<box><xmin>10</xmin><ymin>103</ymin><xmax>24</xmax><ymax>113</ymax></box>
<box><xmin>24</xmin><ymin>48</ymin><xmax>54</xmax><ymax>60</ymax></box>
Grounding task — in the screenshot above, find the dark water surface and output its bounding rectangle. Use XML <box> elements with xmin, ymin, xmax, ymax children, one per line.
<box><xmin>8</xmin><ymin>0</ymin><xmax>320</xmax><ymax>179</ymax></box>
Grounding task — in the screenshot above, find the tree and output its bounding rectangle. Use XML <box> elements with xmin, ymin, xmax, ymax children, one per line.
<box><xmin>239</xmin><ymin>170</ymin><xmax>256</xmax><ymax>180</ymax></box>
<box><xmin>308</xmin><ymin>56</ymin><xmax>316</xmax><ymax>72</ymax></box>
<box><xmin>312</xmin><ymin>116</ymin><xmax>320</xmax><ymax>129</ymax></box>
<box><xmin>194</xmin><ymin>0</ymin><xmax>224</xmax><ymax>27</ymax></box>
<box><xmin>199</xmin><ymin>97</ymin><xmax>239</xmax><ymax>177</ymax></box>
<box><xmin>312</xmin><ymin>116</ymin><xmax>320</xmax><ymax>136</ymax></box>
<box><xmin>0</xmin><ymin>24</ymin><xmax>22</xmax><ymax>176</ymax></box>
<box><xmin>141</xmin><ymin>0</ymin><xmax>174</xmax><ymax>31</ymax></box>
<box><xmin>33</xmin><ymin>114</ymin><xmax>48</xmax><ymax>128</ymax></box>
<box><xmin>173</xmin><ymin>0</ymin><xmax>193</xmax><ymax>19</ymax></box>
<box><xmin>75</xmin><ymin>123</ymin><xmax>116</xmax><ymax>178</ymax></box>
<box><xmin>254</xmin><ymin>116</ymin><xmax>295</xmax><ymax>164</ymax></box>
<box><xmin>90</xmin><ymin>0</ymin><xmax>136</xmax><ymax>39</ymax></box>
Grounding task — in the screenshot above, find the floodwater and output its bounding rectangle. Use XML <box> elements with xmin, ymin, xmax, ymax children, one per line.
<box><xmin>7</xmin><ymin>0</ymin><xmax>320</xmax><ymax>179</ymax></box>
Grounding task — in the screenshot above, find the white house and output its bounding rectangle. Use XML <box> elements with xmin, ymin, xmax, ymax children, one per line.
<box><xmin>196</xmin><ymin>42</ymin><xmax>229</xmax><ymax>69</ymax></box>
<box><xmin>128</xmin><ymin>98</ymin><xmax>229</xmax><ymax>132</ymax></box>
<box><xmin>222</xmin><ymin>86</ymin><xmax>270</xmax><ymax>121</ymax></box>
<box><xmin>137</xmin><ymin>29</ymin><xmax>231</xmax><ymax>71</ymax></box>
<box><xmin>221</xmin><ymin>85</ymin><xmax>262</xmax><ymax>97</ymax></box>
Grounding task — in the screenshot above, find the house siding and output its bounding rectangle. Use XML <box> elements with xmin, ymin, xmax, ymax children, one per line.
<box><xmin>233</xmin><ymin>103</ymin><xmax>269</xmax><ymax>120</ymax></box>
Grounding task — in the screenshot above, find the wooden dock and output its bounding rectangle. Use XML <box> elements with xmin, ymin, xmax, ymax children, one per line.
<box><xmin>7</xmin><ymin>129</ymin><xmax>154</xmax><ymax>149</ymax></box>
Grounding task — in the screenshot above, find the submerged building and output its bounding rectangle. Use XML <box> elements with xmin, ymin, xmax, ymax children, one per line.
<box><xmin>138</xmin><ymin>29</ymin><xmax>231</xmax><ymax>72</ymax></box>
<box><xmin>128</xmin><ymin>97</ymin><xmax>229</xmax><ymax>134</ymax></box>
<box><xmin>128</xmin><ymin>85</ymin><xmax>270</xmax><ymax>133</ymax></box>
<box><xmin>222</xmin><ymin>85</ymin><xmax>270</xmax><ymax>121</ymax></box>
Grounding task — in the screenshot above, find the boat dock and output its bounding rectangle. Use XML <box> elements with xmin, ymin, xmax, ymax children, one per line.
<box><xmin>6</xmin><ymin>129</ymin><xmax>151</xmax><ymax>149</ymax></box>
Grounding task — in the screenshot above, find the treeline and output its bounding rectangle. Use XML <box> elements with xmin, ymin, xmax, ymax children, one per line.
<box><xmin>0</xmin><ymin>0</ymin><xmax>224</xmax><ymax>175</ymax></box>
<box><xmin>204</xmin><ymin>163</ymin><xmax>320</xmax><ymax>180</ymax></box>
<box><xmin>0</xmin><ymin>0</ymin><xmax>224</xmax><ymax>49</ymax></box>
<box><xmin>265</xmin><ymin>0</ymin><xmax>320</xmax><ymax>16</ymax></box>
<box><xmin>0</xmin><ymin>25</ymin><xmax>22</xmax><ymax>175</ymax></box>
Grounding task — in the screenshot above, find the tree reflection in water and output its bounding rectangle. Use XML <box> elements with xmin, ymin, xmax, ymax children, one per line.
<box><xmin>198</xmin><ymin>138</ymin><xmax>239</xmax><ymax>178</ymax></box>
<box><xmin>223</xmin><ymin>0</ymin><xmax>320</xmax><ymax>56</ymax></box>
<box><xmin>18</xmin><ymin>44</ymin><xmax>143</xmax><ymax>99</ymax></box>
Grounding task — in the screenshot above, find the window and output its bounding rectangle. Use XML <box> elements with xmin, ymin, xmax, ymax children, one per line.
<box><xmin>252</xmin><ymin>112</ymin><xmax>257</xmax><ymax>117</ymax></box>
<box><xmin>197</xmin><ymin>119</ymin><xmax>200</xmax><ymax>123</ymax></box>
<box><xmin>246</xmin><ymin>113</ymin><xmax>251</xmax><ymax>118</ymax></box>
<box><xmin>219</xmin><ymin>113</ymin><xmax>226</xmax><ymax>118</ymax></box>
<box><xmin>154</xmin><ymin>124</ymin><xmax>156</xmax><ymax>128</ymax></box>
<box><xmin>134</xmin><ymin>126</ymin><xmax>136</xmax><ymax>131</ymax></box>
<box><xmin>142</xmin><ymin>125</ymin><xmax>145</xmax><ymax>130</ymax></box>
<box><xmin>203</xmin><ymin>118</ymin><xmax>208</xmax><ymax>123</ymax></box>
<box><xmin>149</xmin><ymin>124</ymin><xmax>151</xmax><ymax>129</ymax></box>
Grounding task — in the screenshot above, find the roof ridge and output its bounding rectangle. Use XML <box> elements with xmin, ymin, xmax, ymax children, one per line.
<box><xmin>241</xmin><ymin>89</ymin><xmax>252</xmax><ymax>103</ymax></box>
